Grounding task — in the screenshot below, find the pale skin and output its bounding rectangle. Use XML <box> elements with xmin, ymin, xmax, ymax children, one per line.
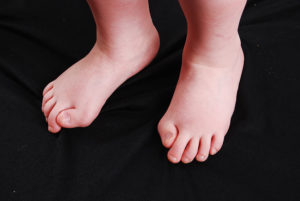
<box><xmin>42</xmin><ymin>0</ymin><xmax>247</xmax><ymax>164</ymax></box>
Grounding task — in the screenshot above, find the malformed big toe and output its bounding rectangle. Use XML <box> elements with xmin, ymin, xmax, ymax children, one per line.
<box><xmin>56</xmin><ymin>109</ymin><xmax>95</xmax><ymax>128</ymax></box>
<box><xmin>157</xmin><ymin>120</ymin><xmax>177</xmax><ymax>148</ymax></box>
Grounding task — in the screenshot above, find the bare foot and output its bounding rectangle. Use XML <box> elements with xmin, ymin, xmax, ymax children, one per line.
<box><xmin>42</xmin><ymin>27</ymin><xmax>159</xmax><ymax>133</ymax></box>
<box><xmin>158</xmin><ymin>36</ymin><xmax>244</xmax><ymax>163</ymax></box>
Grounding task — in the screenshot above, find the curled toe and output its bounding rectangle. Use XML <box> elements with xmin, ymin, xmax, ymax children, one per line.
<box><xmin>181</xmin><ymin>138</ymin><xmax>199</xmax><ymax>164</ymax></box>
<box><xmin>43</xmin><ymin>98</ymin><xmax>56</xmax><ymax>118</ymax></box>
<box><xmin>42</xmin><ymin>90</ymin><xmax>54</xmax><ymax>109</ymax></box>
<box><xmin>167</xmin><ymin>133</ymin><xmax>190</xmax><ymax>164</ymax></box>
<box><xmin>43</xmin><ymin>81</ymin><xmax>54</xmax><ymax>96</ymax></box>
<box><xmin>47</xmin><ymin>104</ymin><xmax>63</xmax><ymax>133</ymax></box>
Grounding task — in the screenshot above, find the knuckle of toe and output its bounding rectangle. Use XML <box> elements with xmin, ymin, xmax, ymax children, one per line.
<box><xmin>157</xmin><ymin>120</ymin><xmax>172</xmax><ymax>134</ymax></box>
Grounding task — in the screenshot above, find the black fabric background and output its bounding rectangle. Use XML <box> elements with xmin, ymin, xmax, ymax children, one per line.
<box><xmin>0</xmin><ymin>0</ymin><xmax>299</xmax><ymax>200</ymax></box>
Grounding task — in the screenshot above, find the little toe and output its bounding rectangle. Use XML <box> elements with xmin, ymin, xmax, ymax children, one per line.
<box><xmin>42</xmin><ymin>98</ymin><xmax>56</xmax><ymax>119</ymax></box>
<box><xmin>167</xmin><ymin>133</ymin><xmax>190</xmax><ymax>164</ymax></box>
<box><xmin>157</xmin><ymin>121</ymin><xmax>177</xmax><ymax>148</ymax></box>
<box><xmin>57</xmin><ymin>108</ymin><xmax>93</xmax><ymax>128</ymax></box>
<box><xmin>47</xmin><ymin>103</ymin><xmax>64</xmax><ymax>133</ymax></box>
<box><xmin>181</xmin><ymin>137</ymin><xmax>200</xmax><ymax>164</ymax></box>
<box><xmin>196</xmin><ymin>136</ymin><xmax>211</xmax><ymax>162</ymax></box>
<box><xmin>43</xmin><ymin>81</ymin><xmax>54</xmax><ymax>96</ymax></box>
<box><xmin>210</xmin><ymin>133</ymin><xmax>224</xmax><ymax>155</ymax></box>
<box><xmin>42</xmin><ymin>89</ymin><xmax>54</xmax><ymax>109</ymax></box>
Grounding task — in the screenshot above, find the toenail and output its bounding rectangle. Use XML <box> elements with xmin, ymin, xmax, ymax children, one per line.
<box><xmin>198</xmin><ymin>154</ymin><xmax>206</xmax><ymax>161</ymax></box>
<box><xmin>165</xmin><ymin>132</ymin><xmax>173</xmax><ymax>140</ymax></box>
<box><xmin>48</xmin><ymin>125</ymin><xmax>53</xmax><ymax>131</ymax></box>
<box><xmin>169</xmin><ymin>155</ymin><xmax>177</xmax><ymax>163</ymax></box>
<box><xmin>182</xmin><ymin>157</ymin><xmax>190</xmax><ymax>163</ymax></box>
<box><xmin>211</xmin><ymin>148</ymin><xmax>217</xmax><ymax>155</ymax></box>
<box><xmin>62</xmin><ymin>112</ymin><xmax>71</xmax><ymax>123</ymax></box>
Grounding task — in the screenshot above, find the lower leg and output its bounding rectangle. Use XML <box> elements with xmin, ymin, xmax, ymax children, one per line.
<box><xmin>158</xmin><ymin>0</ymin><xmax>246</xmax><ymax>164</ymax></box>
<box><xmin>88</xmin><ymin>0</ymin><xmax>159</xmax><ymax>63</ymax></box>
<box><xmin>42</xmin><ymin>0</ymin><xmax>159</xmax><ymax>133</ymax></box>
<box><xmin>180</xmin><ymin>0</ymin><xmax>246</xmax><ymax>66</ymax></box>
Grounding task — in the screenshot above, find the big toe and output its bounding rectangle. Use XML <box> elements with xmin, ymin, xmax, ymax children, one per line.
<box><xmin>157</xmin><ymin>120</ymin><xmax>177</xmax><ymax>148</ymax></box>
<box><xmin>57</xmin><ymin>108</ymin><xmax>94</xmax><ymax>128</ymax></box>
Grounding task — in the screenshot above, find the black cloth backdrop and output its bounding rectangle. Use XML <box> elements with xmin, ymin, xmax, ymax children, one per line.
<box><xmin>0</xmin><ymin>0</ymin><xmax>299</xmax><ymax>200</ymax></box>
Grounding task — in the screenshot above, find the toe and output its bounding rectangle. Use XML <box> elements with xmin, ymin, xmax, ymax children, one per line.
<box><xmin>157</xmin><ymin>120</ymin><xmax>177</xmax><ymax>148</ymax></box>
<box><xmin>42</xmin><ymin>89</ymin><xmax>54</xmax><ymax>109</ymax></box>
<box><xmin>47</xmin><ymin>103</ymin><xmax>64</xmax><ymax>133</ymax></box>
<box><xmin>57</xmin><ymin>108</ymin><xmax>94</xmax><ymax>128</ymax></box>
<box><xmin>167</xmin><ymin>133</ymin><xmax>190</xmax><ymax>164</ymax></box>
<box><xmin>181</xmin><ymin>137</ymin><xmax>200</xmax><ymax>164</ymax></box>
<box><xmin>210</xmin><ymin>133</ymin><xmax>224</xmax><ymax>155</ymax></box>
<box><xmin>196</xmin><ymin>136</ymin><xmax>211</xmax><ymax>162</ymax></box>
<box><xmin>42</xmin><ymin>98</ymin><xmax>56</xmax><ymax>119</ymax></box>
<box><xmin>43</xmin><ymin>81</ymin><xmax>54</xmax><ymax>96</ymax></box>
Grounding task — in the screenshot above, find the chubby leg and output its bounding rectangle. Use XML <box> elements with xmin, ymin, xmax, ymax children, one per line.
<box><xmin>158</xmin><ymin>0</ymin><xmax>246</xmax><ymax>163</ymax></box>
<box><xmin>42</xmin><ymin>0</ymin><xmax>159</xmax><ymax>133</ymax></box>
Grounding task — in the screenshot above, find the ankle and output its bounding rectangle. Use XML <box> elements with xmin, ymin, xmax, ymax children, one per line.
<box><xmin>182</xmin><ymin>33</ymin><xmax>242</xmax><ymax>68</ymax></box>
<box><xmin>86</xmin><ymin>25</ymin><xmax>159</xmax><ymax>78</ymax></box>
<box><xmin>94</xmin><ymin>23</ymin><xmax>159</xmax><ymax>58</ymax></box>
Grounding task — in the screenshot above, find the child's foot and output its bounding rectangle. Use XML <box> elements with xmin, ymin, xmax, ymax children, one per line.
<box><xmin>158</xmin><ymin>36</ymin><xmax>244</xmax><ymax>163</ymax></box>
<box><xmin>42</xmin><ymin>27</ymin><xmax>159</xmax><ymax>133</ymax></box>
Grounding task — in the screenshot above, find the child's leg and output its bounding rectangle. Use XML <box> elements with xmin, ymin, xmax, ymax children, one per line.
<box><xmin>158</xmin><ymin>0</ymin><xmax>246</xmax><ymax>163</ymax></box>
<box><xmin>42</xmin><ymin>0</ymin><xmax>159</xmax><ymax>133</ymax></box>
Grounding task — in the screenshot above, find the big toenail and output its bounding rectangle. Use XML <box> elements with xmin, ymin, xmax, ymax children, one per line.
<box><xmin>62</xmin><ymin>113</ymin><xmax>71</xmax><ymax>122</ymax></box>
<box><xmin>165</xmin><ymin>132</ymin><xmax>173</xmax><ymax>140</ymax></box>
<box><xmin>48</xmin><ymin>126</ymin><xmax>53</xmax><ymax>131</ymax></box>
